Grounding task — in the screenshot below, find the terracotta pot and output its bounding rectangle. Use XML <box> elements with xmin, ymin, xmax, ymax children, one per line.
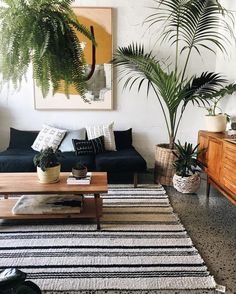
<box><xmin>154</xmin><ymin>144</ymin><xmax>177</xmax><ymax>186</ymax></box>
<box><xmin>173</xmin><ymin>173</ymin><xmax>201</xmax><ymax>193</ymax></box>
<box><xmin>37</xmin><ymin>165</ymin><xmax>60</xmax><ymax>184</ymax></box>
<box><xmin>205</xmin><ymin>114</ymin><xmax>227</xmax><ymax>132</ymax></box>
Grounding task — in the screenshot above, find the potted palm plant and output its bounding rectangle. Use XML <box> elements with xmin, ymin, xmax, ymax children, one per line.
<box><xmin>113</xmin><ymin>0</ymin><xmax>235</xmax><ymax>185</ymax></box>
<box><xmin>173</xmin><ymin>141</ymin><xmax>204</xmax><ymax>194</ymax></box>
<box><xmin>33</xmin><ymin>147</ymin><xmax>61</xmax><ymax>184</ymax></box>
<box><xmin>0</xmin><ymin>0</ymin><xmax>95</xmax><ymax>98</ymax></box>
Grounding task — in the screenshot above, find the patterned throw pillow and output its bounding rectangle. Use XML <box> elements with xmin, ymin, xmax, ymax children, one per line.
<box><xmin>86</xmin><ymin>122</ymin><xmax>116</xmax><ymax>151</ymax></box>
<box><xmin>90</xmin><ymin>136</ymin><xmax>105</xmax><ymax>154</ymax></box>
<box><xmin>73</xmin><ymin>136</ymin><xmax>105</xmax><ymax>155</ymax></box>
<box><xmin>31</xmin><ymin>125</ymin><xmax>66</xmax><ymax>152</ymax></box>
<box><xmin>72</xmin><ymin>139</ymin><xmax>94</xmax><ymax>156</ymax></box>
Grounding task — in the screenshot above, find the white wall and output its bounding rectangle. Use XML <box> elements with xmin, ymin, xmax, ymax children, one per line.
<box><xmin>215</xmin><ymin>0</ymin><xmax>236</xmax><ymax>121</ymax></box>
<box><xmin>0</xmin><ymin>0</ymin><xmax>235</xmax><ymax>167</ymax></box>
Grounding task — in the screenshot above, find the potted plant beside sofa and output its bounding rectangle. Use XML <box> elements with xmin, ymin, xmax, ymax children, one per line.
<box><xmin>113</xmin><ymin>0</ymin><xmax>235</xmax><ymax>186</ymax></box>
<box><xmin>172</xmin><ymin>141</ymin><xmax>204</xmax><ymax>194</ymax></box>
<box><xmin>33</xmin><ymin>148</ymin><xmax>61</xmax><ymax>184</ymax></box>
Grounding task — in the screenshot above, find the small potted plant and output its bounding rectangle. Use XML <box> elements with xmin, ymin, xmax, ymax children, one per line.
<box><xmin>203</xmin><ymin>84</ymin><xmax>236</xmax><ymax>132</ymax></box>
<box><xmin>72</xmin><ymin>162</ymin><xmax>87</xmax><ymax>178</ymax></box>
<box><xmin>33</xmin><ymin>147</ymin><xmax>61</xmax><ymax>183</ymax></box>
<box><xmin>172</xmin><ymin>141</ymin><xmax>204</xmax><ymax>194</ymax></box>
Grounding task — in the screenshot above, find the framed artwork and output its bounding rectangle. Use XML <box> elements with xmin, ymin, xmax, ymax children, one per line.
<box><xmin>34</xmin><ymin>7</ymin><xmax>113</xmax><ymax>110</ymax></box>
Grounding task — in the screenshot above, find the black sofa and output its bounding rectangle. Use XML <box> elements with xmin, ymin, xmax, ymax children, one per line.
<box><xmin>0</xmin><ymin>128</ymin><xmax>147</xmax><ymax>186</ymax></box>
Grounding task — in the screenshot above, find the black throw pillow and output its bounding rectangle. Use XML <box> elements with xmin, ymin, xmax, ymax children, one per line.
<box><xmin>114</xmin><ymin>128</ymin><xmax>132</xmax><ymax>150</ymax></box>
<box><xmin>72</xmin><ymin>139</ymin><xmax>94</xmax><ymax>155</ymax></box>
<box><xmin>8</xmin><ymin>128</ymin><xmax>39</xmax><ymax>150</ymax></box>
<box><xmin>90</xmin><ymin>136</ymin><xmax>105</xmax><ymax>154</ymax></box>
<box><xmin>73</xmin><ymin>136</ymin><xmax>105</xmax><ymax>155</ymax></box>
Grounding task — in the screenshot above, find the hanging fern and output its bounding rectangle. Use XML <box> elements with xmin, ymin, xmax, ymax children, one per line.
<box><xmin>0</xmin><ymin>0</ymin><xmax>95</xmax><ymax>99</ymax></box>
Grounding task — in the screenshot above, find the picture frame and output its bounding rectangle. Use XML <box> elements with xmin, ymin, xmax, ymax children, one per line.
<box><xmin>34</xmin><ymin>7</ymin><xmax>113</xmax><ymax>110</ymax></box>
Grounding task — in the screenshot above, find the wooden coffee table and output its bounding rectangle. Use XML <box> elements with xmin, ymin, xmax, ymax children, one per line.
<box><xmin>0</xmin><ymin>172</ymin><xmax>107</xmax><ymax>230</ymax></box>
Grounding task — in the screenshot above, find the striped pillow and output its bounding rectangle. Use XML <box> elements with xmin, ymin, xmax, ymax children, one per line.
<box><xmin>86</xmin><ymin>122</ymin><xmax>116</xmax><ymax>151</ymax></box>
<box><xmin>73</xmin><ymin>136</ymin><xmax>105</xmax><ymax>155</ymax></box>
<box><xmin>91</xmin><ymin>136</ymin><xmax>105</xmax><ymax>154</ymax></box>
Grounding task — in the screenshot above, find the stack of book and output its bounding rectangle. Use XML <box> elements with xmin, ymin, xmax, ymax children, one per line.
<box><xmin>67</xmin><ymin>172</ymin><xmax>92</xmax><ymax>185</ymax></box>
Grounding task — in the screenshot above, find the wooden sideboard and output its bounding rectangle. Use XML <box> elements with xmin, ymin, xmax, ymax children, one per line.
<box><xmin>198</xmin><ymin>131</ymin><xmax>236</xmax><ymax>205</ymax></box>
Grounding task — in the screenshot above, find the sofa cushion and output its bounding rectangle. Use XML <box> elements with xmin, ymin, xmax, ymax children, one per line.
<box><xmin>59</xmin><ymin>152</ymin><xmax>95</xmax><ymax>172</ymax></box>
<box><xmin>95</xmin><ymin>148</ymin><xmax>147</xmax><ymax>173</ymax></box>
<box><xmin>8</xmin><ymin>128</ymin><xmax>39</xmax><ymax>150</ymax></box>
<box><xmin>114</xmin><ymin>128</ymin><xmax>132</xmax><ymax>150</ymax></box>
<box><xmin>86</xmin><ymin>122</ymin><xmax>116</xmax><ymax>151</ymax></box>
<box><xmin>0</xmin><ymin>149</ymin><xmax>37</xmax><ymax>172</ymax></box>
<box><xmin>59</xmin><ymin>128</ymin><xmax>86</xmax><ymax>152</ymax></box>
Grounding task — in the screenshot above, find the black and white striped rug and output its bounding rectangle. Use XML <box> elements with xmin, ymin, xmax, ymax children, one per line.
<box><xmin>0</xmin><ymin>184</ymin><xmax>217</xmax><ymax>293</ymax></box>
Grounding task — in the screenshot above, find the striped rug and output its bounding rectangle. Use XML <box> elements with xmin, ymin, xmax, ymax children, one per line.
<box><xmin>0</xmin><ymin>184</ymin><xmax>217</xmax><ymax>293</ymax></box>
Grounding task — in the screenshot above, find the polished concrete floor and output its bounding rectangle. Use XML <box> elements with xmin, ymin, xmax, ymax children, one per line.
<box><xmin>140</xmin><ymin>172</ymin><xmax>236</xmax><ymax>294</ymax></box>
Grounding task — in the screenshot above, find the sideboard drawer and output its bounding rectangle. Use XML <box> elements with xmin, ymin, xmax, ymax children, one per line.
<box><xmin>223</xmin><ymin>177</ymin><xmax>236</xmax><ymax>195</ymax></box>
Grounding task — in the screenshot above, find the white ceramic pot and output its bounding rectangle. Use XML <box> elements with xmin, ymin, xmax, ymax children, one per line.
<box><xmin>173</xmin><ymin>173</ymin><xmax>201</xmax><ymax>194</ymax></box>
<box><xmin>37</xmin><ymin>165</ymin><xmax>60</xmax><ymax>184</ymax></box>
<box><xmin>205</xmin><ymin>114</ymin><xmax>227</xmax><ymax>132</ymax></box>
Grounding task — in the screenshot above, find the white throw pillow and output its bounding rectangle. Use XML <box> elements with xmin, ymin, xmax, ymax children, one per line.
<box><xmin>32</xmin><ymin>125</ymin><xmax>66</xmax><ymax>152</ymax></box>
<box><xmin>86</xmin><ymin>122</ymin><xmax>116</xmax><ymax>151</ymax></box>
<box><xmin>59</xmin><ymin>128</ymin><xmax>86</xmax><ymax>152</ymax></box>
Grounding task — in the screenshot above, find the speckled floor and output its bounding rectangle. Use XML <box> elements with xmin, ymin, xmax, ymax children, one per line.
<box><xmin>139</xmin><ymin>171</ymin><xmax>236</xmax><ymax>294</ymax></box>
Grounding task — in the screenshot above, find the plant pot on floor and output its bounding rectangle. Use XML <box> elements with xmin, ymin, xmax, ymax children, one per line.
<box><xmin>37</xmin><ymin>165</ymin><xmax>61</xmax><ymax>184</ymax></box>
<box><xmin>205</xmin><ymin>114</ymin><xmax>227</xmax><ymax>132</ymax></box>
<box><xmin>154</xmin><ymin>144</ymin><xmax>177</xmax><ymax>186</ymax></box>
<box><xmin>173</xmin><ymin>173</ymin><xmax>201</xmax><ymax>194</ymax></box>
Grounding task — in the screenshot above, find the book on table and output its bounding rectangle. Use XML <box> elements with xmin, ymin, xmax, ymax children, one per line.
<box><xmin>67</xmin><ymin>172</ymin><xmax>92</xmax><ymax>185</ymax></box>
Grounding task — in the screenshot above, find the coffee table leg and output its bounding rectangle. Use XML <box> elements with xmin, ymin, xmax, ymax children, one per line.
<box><xmin>94</xmin><ymin>193</ymin><xmax>101</xmax><ymax>230</ymax></box>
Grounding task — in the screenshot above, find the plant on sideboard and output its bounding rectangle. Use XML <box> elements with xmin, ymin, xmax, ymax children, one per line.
<box><xmin>33</xmin><ymin>147</ymin><xmax>61</xmax><ymax>183</ymax></box>
<box><xmin>172</xmin><ymin>141</ymin><xmax>204</xmax><ymax>194</ymax></box>
<box><xmin>0</xmin><ymin>0</ymin><xmax>95</xmax><ymax>98</ymax></box>
<box><xmin>113</xmin><ymin>0</ymin><xmax>235</xmax><ymax>185</ymax></box>
<box><xmin>203</xmin><ymin>84</ymin><xmax>236</xmax><ymax>132</ymax></box>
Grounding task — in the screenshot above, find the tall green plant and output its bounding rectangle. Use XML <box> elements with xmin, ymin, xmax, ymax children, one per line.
<box><xmin>0</xmin><ymin>0</ymin><xmax>95</xmax><ymax>98</ymax></box>
<box><xmin>113</xmin><ymin>0</ymin><xmax>236</xmax><ymax>149</ymax></box>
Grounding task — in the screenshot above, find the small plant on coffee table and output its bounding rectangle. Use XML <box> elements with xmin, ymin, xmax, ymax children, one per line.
<box><xmin>72</xmin><ymin>162</ymin><xmax>88</xmax><ymax>178</ymax></box>
<box><xmin>33</xmin><ymin>147</ymin><xmax>61</xmax><ymax>171</ymax></box>
<box><xmin>33</xmin><ymin>147</ymin><xmax>61</xmax><ymax>184</ymax></box>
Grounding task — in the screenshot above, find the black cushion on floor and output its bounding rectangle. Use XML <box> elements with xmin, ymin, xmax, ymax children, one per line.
<box><xmin>95</xmin><ymin>148</ymin><xmax>147</xmax><ymax>173</ymax></box>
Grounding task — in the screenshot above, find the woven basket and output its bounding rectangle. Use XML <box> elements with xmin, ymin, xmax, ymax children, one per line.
<box><xmin>173</xmin><ymin>173</ymin><xmax>201</xmax><ymax>193</ymax></box>
<box><xmin>37</xmin><ymin>165</ymin><xmax>60</xmax><ymax>184</ymax></box>
<box><xmin>154</xmin><ymin>144</ymin><xmax>177</xmax><ymax>186</ymax></box>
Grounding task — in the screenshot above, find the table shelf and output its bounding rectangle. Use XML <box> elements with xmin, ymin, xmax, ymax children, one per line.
<box><xmin>0</xmin><ymin>198</ymin><xmax>102</xmax><ymax>220</ymax></box>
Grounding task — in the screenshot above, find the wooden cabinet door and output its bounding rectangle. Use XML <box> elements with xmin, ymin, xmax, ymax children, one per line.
<box><xmin>198</xmin><ymin>133</ymin><xmax>209</xmax><ymax>167</ymax></box>
<box><xmin>220</xmin><ymin>142</ymin><xmax>236</xmax><ymax>199</ymax></box>
<box><xmin>207</xmin><ymin>138</ymin><xmax>222</xmax><ymax>182</ymax></box>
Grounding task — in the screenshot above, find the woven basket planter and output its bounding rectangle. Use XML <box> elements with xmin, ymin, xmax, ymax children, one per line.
<box><xmin>173</xmin><ymin>173</ymin><xmax>201</xmax><ymax>194</ymax></box>
<box><xmin>37</xmin><ymin>165</ymin><xmax>60</xmax><ymax>184</ymax></box>
<box><xmin>154</xmin><ymin>144</ymin><xmax>177</xmax><ymax>186</ymax></box>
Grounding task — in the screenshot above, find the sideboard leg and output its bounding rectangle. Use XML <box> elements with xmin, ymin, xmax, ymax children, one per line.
<box><xmin>94</xmin><ymin>193</ymin><xmax>101</xmax><ymax>231</ymax></box>
<box><xmin>206</xmin><ymin>177</ymin><xmax>211</xmax><ymax>197</ymax></box>
<box><xmin>134</xmin><ymin>173</ymin><xmax>138</xmax><ymax>188</ymax></box>
<box><xmin>3</xmin><ymin>195</ymin><xmax>9</xmax><ymax>199</ymax></box>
